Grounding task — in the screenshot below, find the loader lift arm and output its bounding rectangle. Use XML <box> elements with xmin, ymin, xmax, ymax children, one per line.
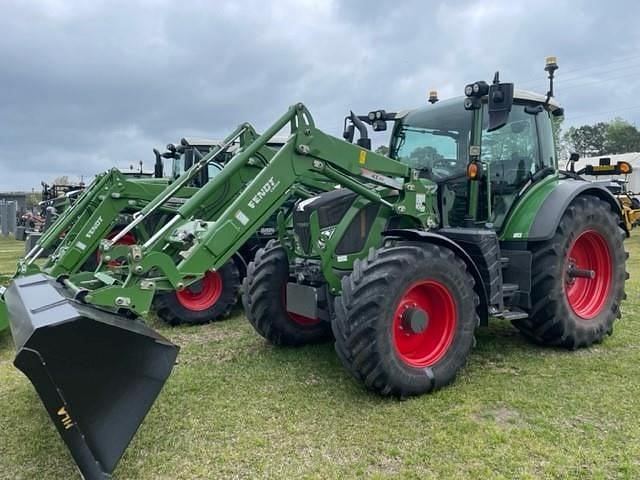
<box><xmin>76</xmin><ymin>103</ymin><xmax>437</xmax><ymax>317</ymax></box>
<box><xmin>3</xmin><ymin>103</ymin><xmax>437</xmax><ymax>480</ymax></box>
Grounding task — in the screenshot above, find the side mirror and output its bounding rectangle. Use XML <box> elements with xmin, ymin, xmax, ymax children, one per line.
<box><xmin>348</xmin><ymin>111</ymin><xmax>371</xmax><ymax>150</ymax></box>
<box><xmin>487</xmin><ymin>76</ymin><xmax>514</xmax><ymax>132</ymax></box>
<box><xmin>343</xmin><ymin>122</ymin><xmax>355</xmax><ymax>143</ymax></box>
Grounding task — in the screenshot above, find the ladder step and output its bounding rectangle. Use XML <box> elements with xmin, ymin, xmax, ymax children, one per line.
<box><xmin>497</xmin><ymin>309</ymin><xmax>529</xmax><ymax>321</ymax></box>
<box><xmin>502</xmin><ymin>283</ymin><xmax>518</xmax><ymax>294</ymax></box>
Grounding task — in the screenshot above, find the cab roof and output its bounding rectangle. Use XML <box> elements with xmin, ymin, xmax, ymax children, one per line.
<box><xmin>398</xmin><ymin>89</ymin><xmax>562</xmax><ymax>120</ymax></box>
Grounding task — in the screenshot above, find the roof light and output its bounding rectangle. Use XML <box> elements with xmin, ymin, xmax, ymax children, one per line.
<box><xmin>472</xmin><ymin>81</ymin><xmax>489</xmax><ymax>96</ymax></box>
<box><xmin>428</xmin><ymin>90</ymin><xmax>439</xmax><ymax>104</ymax></box>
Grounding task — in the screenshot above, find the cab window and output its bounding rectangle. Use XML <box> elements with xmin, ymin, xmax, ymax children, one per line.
<box><xmin>481</xmin><ymin>104</ymin><xmax>542</xmax><ymax>228</ymax></box>
<box><xmin>482</xmin><ymin>105</ymin><xmax>540</xmax><ymax>190</ymax></box>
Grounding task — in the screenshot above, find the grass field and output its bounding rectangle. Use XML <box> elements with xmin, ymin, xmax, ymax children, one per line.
<box><xmin>0</xmin><ymin>235</ymin><xmax>638</xmax><ymax>479</ymax></box>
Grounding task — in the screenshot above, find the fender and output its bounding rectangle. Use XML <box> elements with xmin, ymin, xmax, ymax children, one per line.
<box><xmin>384</xmin><ymin>229</ymin><xmax>489</xmax><ymax>325</ymax></box>
<box><xmin>527</xmin><ymin>179</ymin><xmax>626</xmax><ymax>241</ymax></box>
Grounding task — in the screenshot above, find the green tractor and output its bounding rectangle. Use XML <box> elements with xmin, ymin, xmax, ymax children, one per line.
<box><xmin>3</xmin><ymin>58</ymin><xmax>628</xmax><ymax>479</ymax></box>
<box><xmin>1</xmin><ymin>132</ymin><xmax>293</xmax><ymax>330</ymax></box>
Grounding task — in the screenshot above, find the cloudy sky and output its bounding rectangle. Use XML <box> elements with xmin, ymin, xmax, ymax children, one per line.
<box><xmin>1</xmin><ymin>0</ymin><xmax>639</xmax><ymax>190</ymax></box>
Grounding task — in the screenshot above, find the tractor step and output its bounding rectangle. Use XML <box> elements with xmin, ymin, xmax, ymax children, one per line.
<box><xmin>502</xmin><ymin>283</ymin><xmax>519</xmax><ymax>295</ymax></box>
<box><xmin>495</xmin><ymin>309</ymin><xmax>529</xmax><ymax>321</ymax></box>
<box><xmin>5</xmin><ymin>273</ymin><xmax>179</xmax><ymax>479</ymax></box>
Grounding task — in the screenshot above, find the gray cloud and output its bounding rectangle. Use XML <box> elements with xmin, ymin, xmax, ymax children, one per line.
<box><xmin>1</xmin><ymin>0</ymin><xmax>639</xmax><ymax>190</ymax></box>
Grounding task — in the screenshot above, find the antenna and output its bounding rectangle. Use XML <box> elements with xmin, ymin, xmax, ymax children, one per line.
<box><xmin>544</xmin><ymin>56</ymin><xmax>559</xmax><ymax>106</ymax></box>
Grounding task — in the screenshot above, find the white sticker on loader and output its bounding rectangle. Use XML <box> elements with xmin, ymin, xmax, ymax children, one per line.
<box><xmin>416</xmin><ymin>193</ymin><xmax>426</xmax><ymax>212</ymax></box>
<box><xmin>512</xmin><ymin>232</ymin><xmax>523</xmax><ymax>238</ymax></box>
<box><xmin>337</xmin><ymin>255</ymin><xmax>348</xmax><ymax>262</ymax></box>
<box><xmin>235</xmin><ymin>210</ymin><xmax>250</xmax><ymax>226</ymax></box>
<box><xmin>75</xmin><ymin>241</ymin><xmax>87</xmax><ymax>251</ymax></box>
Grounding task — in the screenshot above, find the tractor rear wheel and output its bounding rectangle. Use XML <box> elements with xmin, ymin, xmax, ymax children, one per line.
<box><xmin>513</xmin><ymin>195</ymin><xmax>627</xmax><ymax>348</ymax></box>
<box><xmin>333</xmin><ymin>241</ymin><xmax>478</xmax><ymax>397</ymax></box>
<box><xmin>154</xmin><ymin>260</ymin><xmax>240</xmax><ymax>325</ymax></box>
<box><xmin>242</xmin><ymin>240</ymin><xmax>332</xmax><ymax>346</ymax></box>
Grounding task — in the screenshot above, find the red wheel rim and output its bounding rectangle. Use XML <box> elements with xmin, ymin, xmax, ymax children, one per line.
<box><xmin>98</xmin><ymin>231</ymin><xmax>137</xmax><ymax>267</ymax></box>
<box><xmin>392</xmin><ymin>280</ymin><xmax>457</xmax><ymax>368</ymax></box>
<box><xmin>176</xmin><ymin>271</ymin><xmax>223</xmax><ymax>311</ymax></box>
<box><xmin>564</xmin><ymin>230</ymin><xmax>612</xmax><ymax>319</ymax></box>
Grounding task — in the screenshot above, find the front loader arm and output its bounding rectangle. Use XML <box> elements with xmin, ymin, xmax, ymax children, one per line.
<box><xmin>21</xmin><ymin>170</ymin><xmax>115</xmax><ymax>266</ymax></box>
<box><xmin>2</xmin><ymin>103</ymin><xmax>438</xmax><ymax>479</ymax></box>
<box><xmin>80</xmin><ymin>104</ymin><xmax>437</xmax><ymax>316</ymax></box>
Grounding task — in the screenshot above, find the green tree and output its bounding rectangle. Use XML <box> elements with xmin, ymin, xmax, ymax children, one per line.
<box><xmin>26</xmin><ymin>192</ymin><xmax>41</xmax><ymax>209</ymax></box>
<box><xmin>605</xmin><ymin>118</ymin><xmax>640</xmax><ymax>154</ymax></box>
<box><xmin>563</xmin><ymin>122</ymin><xmax>608</xmax><ymax>157</ymax></box>
<box><xmin>552</xmin><ymin>115</ymin><xmax>568</xmax><ymax>160</ymax></box>
<box><xmin>52</xmin><ymin>175</ymin><xmax>71</xmax><ymax>185</ymax></box>
<box><xmin>375</xmin><ymin>145</ymin><xmax>389</xmax><ymax>156</ymax></box>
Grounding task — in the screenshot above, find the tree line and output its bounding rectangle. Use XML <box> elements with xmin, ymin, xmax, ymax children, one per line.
<box><xmin>562</xmin><ymin>118</ymin><xmax>640</xmax><ymax>157</ymax></box>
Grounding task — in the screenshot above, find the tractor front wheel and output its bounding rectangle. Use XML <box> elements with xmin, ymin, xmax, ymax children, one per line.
<box><xmin>242</xmin><ymin>240</ymin><xmax>332</xmax><ymax>346</ymax></box>
<box><xmin>154</xmin><ymin>260</ymin><xmax>240</xmax><ymax>325</ymax></box>
<box><xmin>513</xmin><ymin>195</ymin><xmax>627</xmax><ymax>348</ymax></box>
<box><xmin>333</xmin><ymin>241</ymin><xmax>478</xmax><ymax>397</ymax></box>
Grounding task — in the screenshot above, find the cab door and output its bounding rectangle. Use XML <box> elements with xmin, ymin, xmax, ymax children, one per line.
<box><xmin>480</xmin><ymin>104</ymin><xmax>555</xmax><ymax>229</ymax></box>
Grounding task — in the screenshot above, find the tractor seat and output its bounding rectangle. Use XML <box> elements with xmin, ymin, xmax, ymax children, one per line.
<box><xmin>490</xmin><ymin>154</ymin><xmax>531</xmax><ymax>195</ymax></box>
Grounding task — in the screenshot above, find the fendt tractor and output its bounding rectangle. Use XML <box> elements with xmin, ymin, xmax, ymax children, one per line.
<box><xmin>4</xmin><ymin>58</ymin><xmax>628</xmax><ymax>479</ymax></box>
<box><xmin>0</xmin><ymin>133</ymin><xmax>294</xmax><ymax>333</ymax></box>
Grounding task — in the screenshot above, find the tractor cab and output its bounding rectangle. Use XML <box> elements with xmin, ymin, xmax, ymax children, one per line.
<box><xmin>154</xmin><ymin>137</ymin><xmax>226</xmax><ymax>186</ymax></box>
<box><xmin>155</xmin><ymin>136</ymin><xmax>287</xmax><ymax>186</ymax></box>
<box><xmin>347</xmin><ymin>59</ymin><xmax>564</xmax><ymax>235</ymax></box>
<box><xmin>389</xmin><ymin>87</ymin><xmax>562</xmax><ymax>230</ymax></box>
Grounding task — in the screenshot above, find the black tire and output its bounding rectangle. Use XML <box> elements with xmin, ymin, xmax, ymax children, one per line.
<box><xmin>513</xmin><ymin>195</ymin><xmax>627</xmax><ymax>348</ymax></box>
<box><xmin>242</xmin><ymin>240</ymin><xmax>332</xmax><ymax>346</ymax></box>
<box><xmin>333</xmin><ymin>241</ymin><xmax>479</xmax><ymax>397</ymax></box>
<box><xmin>154</xmin><ymin>260</ymin><xmax>240</xmax><ymax>326</ymax></box>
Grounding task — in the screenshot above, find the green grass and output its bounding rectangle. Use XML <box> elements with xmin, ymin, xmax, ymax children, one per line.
<box><xmin>0</xmin><ymin>235</ymin><xmax>639</xmax><ymax>479</ymax></box>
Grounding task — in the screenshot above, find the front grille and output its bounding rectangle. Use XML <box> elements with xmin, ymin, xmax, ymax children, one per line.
<box><xmin>335</xmin><ymin>203</ymin><xmax>381</xmax><ymax>255</ymax></box>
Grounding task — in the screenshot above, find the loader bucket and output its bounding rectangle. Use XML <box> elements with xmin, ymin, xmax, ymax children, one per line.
<box><xmin>0</xmin><ymin>295</ymin><xmax>8</xmax><ymax>332</ymax></box>
<box><xmin>5</xmin><ymin>274</ymin><xmax>179</xmax><ymax>480</ymax></box>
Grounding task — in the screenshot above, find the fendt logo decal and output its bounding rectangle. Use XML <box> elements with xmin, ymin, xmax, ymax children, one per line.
<box><xmin>85</xmin><ymin>216</ymin><xmax>103</xmax><ymax>239</ymax></box>
<box><xmin>248</xmin><ymin>177</ymin><xmax>280</xmax><ymax>209</ymax></box>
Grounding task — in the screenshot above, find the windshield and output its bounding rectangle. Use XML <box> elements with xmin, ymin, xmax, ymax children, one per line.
<box><xmin>391</xmin><ymin>98</ymin><xmax>472</xmax><ymax>181</ymax></box>
<box><xmin>171</xmin><ymin>145</ymin><xmax>216</xmax><ymax>180</ymax></box>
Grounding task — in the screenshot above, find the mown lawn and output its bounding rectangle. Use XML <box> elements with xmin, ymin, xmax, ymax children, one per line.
<box><xmin>0</xmin><ymin>235</ymin><xmax>638</xmax><ymax>479</ymax></box>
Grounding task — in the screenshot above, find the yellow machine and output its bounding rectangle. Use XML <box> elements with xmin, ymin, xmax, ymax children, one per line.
<box><xmin>571</xmin><ymin>157</ymin><xmax>640</xmax><ymax>231</ymax></box>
